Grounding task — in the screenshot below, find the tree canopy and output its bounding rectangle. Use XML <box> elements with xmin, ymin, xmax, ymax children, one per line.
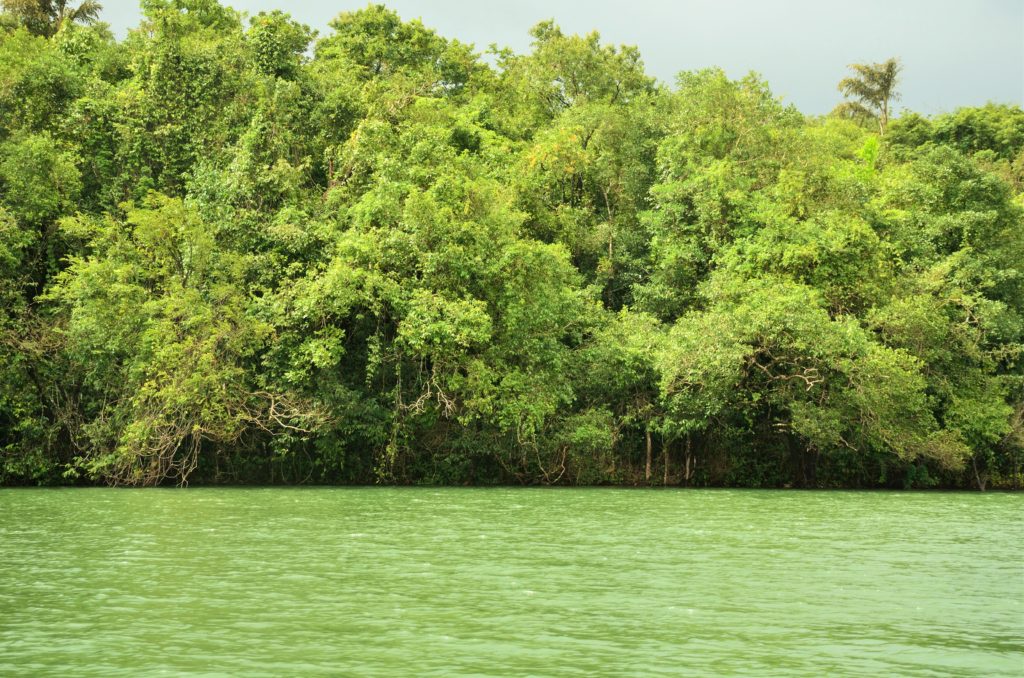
<box><xmin>0</xmin><ymin>3</ymin><xmax>1020</xmax><ymax>489</ymax></box>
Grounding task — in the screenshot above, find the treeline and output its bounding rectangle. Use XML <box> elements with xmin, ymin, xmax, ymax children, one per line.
<box><xmin>1</xmin><ymin>1</ymin><xmax>1022</xmax><ymax>488</ymax></box>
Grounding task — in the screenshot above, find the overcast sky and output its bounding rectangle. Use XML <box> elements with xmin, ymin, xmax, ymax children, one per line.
<box><xmin>97</xmin><ymin>0</ymin><xmax>1023</xmax><ymax>115</ymax></box>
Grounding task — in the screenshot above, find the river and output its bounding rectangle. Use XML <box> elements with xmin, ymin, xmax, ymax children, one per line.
<box><xmin>0</xmin><ymin>488</ymin><xmax>1020</xmax><ymax>676</ymax></box>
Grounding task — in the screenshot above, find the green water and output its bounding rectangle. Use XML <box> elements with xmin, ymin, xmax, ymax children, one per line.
<box><xmin>0</xmin><ymin>489</ymin><xmax>1020</xmax><ymax>676</ymax></box>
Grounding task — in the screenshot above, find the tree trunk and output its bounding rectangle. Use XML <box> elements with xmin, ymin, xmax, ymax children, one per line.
<box><xmin>683</xmin><ymin>434</ymin><xmax>692</xmax><ymax>486</ymax></box>
<box><xmin>663</xmin><ymin>439</ymin><xmax>670</xmax><ymax>486</ymax></box>
<box><xmin>972</xmin><ymin>457</ymin><xmax>988</xmax><ymax>492</ymax></box>
<box><xmin>800</xmin><ymin>446</ymin><xmax>808</xmax><ymax>487</ymax></box>
<box><xmin>645</xmin><ymin>429</ymin><xmax>652</xmax><ymax>482</ymax></box>
<box><xmin>1014</xmin><ymin>448</ymin><xmax>1020</xmax><ymax>491</ymax></box>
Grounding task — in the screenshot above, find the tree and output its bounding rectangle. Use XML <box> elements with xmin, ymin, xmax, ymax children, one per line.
<box><xmin>50</xmin><ymin>195</ymin><xmax>323</xmax><ymax>485</ymax></box>
<box><xmin>247</xmin><ymin>11</ymin><xmax>315</xmax><ymax>80</ymax></box>
<box><xmin>635</xmin><ymin>69</ymin><xmax>803</xmax><ymax>321</ymax></box>
<box><xmin>835</xmin><ymin>58</ymin><xmax>901</xmax><ymax>135</ymax></box>
<box><xmin>1</xmin><ymin>1</ymin><xmax>1021</xmax><ymax>488</ymax></box>
<box><xmin>1</xmin><ymin>0</ymin><xmax>102</xmax><ymax>37</ymax></box>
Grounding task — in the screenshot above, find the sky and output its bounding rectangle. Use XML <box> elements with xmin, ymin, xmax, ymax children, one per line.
<box><xmin>97</xmin><ymin>0</ymin><xmax>1023</xmax><ymax>115</ymax></box>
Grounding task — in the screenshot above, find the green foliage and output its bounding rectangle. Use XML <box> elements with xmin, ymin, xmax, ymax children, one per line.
<box><xmin>0</xmin><ymin>1</ymin><xmax>1020</xmax><ymax>488</ymax></box>
<box><xmin>0</xmin><ymin>27</ymin><xmax>87</xmax><ymax>135</ymax></box>
<box><xmin>0</xmin><ymin>131</ymin><xmax>81</xmax><ymax>225</ymax></box>
<box><xmin>247</xmin><ymin>11</ymin><xmax>313</xmax><ymax>79</ymax></box>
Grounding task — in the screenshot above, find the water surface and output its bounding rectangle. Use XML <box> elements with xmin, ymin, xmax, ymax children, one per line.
<box><xmin>0</xmin><ymin>488</ymin><xmax>1021</xmax><ymax>676</ymax></box>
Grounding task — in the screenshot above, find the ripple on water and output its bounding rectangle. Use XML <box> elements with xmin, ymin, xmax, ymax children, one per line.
<box><xmin>0</xmin><ymin>488</ymin><xmax>1021</xmax><ymax>677</ymax></box>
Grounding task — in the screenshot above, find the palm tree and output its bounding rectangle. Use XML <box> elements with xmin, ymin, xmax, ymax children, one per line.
<box><xmin>52</xmin><ymin>0</ymin><xmax>101</xmax><ymax>33</ymax></box>
<box><xmin>834</xmin><ymin>58</ymin><xmax>901</xmax><ymax>135</ymax></box>
<box><xmin>1</xmin><ymin>0</ymin><xmax>102</xmax><ymax>37</ymax></box>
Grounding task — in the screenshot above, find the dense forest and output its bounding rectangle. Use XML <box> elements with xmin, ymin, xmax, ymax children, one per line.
<box><xmin>0</xmin><ymin>1</ymin><xmax>1021</xmax><ymax>489</ymax></box>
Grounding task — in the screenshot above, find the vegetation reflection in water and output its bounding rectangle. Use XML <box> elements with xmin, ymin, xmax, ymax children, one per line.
<box><xmin>0</xmin><ymin>488</ymin><xmax>1021</xmax><ymax>676</ymax></box>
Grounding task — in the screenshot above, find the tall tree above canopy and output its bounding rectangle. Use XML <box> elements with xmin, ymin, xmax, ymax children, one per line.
<box><xmin>835</xmin><ymin>58</ymin><xmax>901</xmax><ymax>135</ymax></box>
<box><xmin>1</xmin><ymin>0</ymin><xmax>101</xmax><ymax>36</ymax></box>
